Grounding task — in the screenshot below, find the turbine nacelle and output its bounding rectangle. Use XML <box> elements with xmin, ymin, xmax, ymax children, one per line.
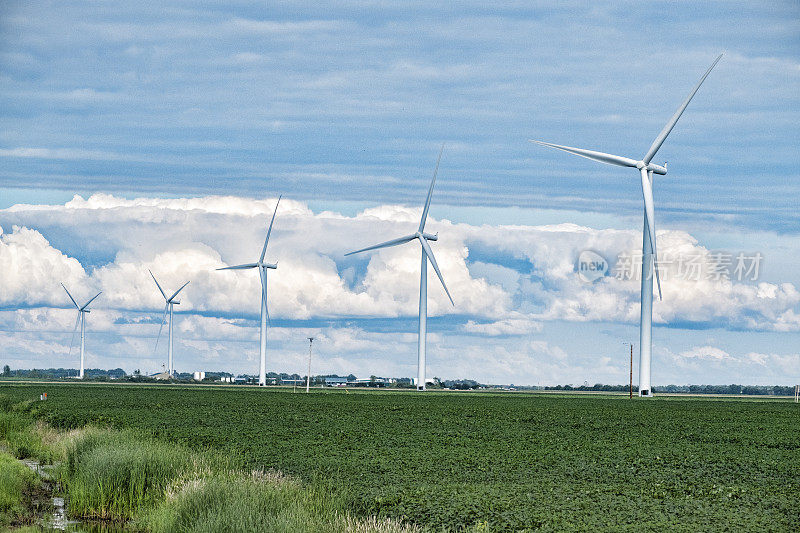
<box><xmin>637</xmin><ymin>161</ymin><xmax>667</xmax><ymax>175</ymax></box>
<box><xmin>419</xmin><ymin>232</ymin><xmax>438</xmax><ymax>241</ymax></box>
<box><xmin>259</xmin><ymin>262</ymin><xmax>278</xmax><ymax>270</ymax></box>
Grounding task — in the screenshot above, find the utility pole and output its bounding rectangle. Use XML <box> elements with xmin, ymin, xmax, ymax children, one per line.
<box><xmin>306</xmin><ymin>337</ymin><xmax>314</xmax><ymax>393</ymax></box>
<box><xmin>623</xmin><ymin>342</ymin><xmax>634</xmax><ymax>399</ymax></box>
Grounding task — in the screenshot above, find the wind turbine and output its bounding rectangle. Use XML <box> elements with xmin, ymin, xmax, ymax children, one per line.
<box><xmin>217</xmin><ymin>196</ymin><xmax>281</xmax><ymax>387</ymax></box>
<box><xmin>530</xmin><ymin>54</ymin><xmax>722</xmax><ymax>397</ymax></box>
<box><xmin>61</xmin><ymin>283</ymin><xmax>102</xmax><ymax>379</ymax></box>
<box><xmin>345</xmin><ymin>146</ymin><xmax>454</xmax><ymax>391</ymax></box>
<box><xmin>150</xmin><ymin>270</ymin><xmax>190</xmax><ymax>377</ymax></box>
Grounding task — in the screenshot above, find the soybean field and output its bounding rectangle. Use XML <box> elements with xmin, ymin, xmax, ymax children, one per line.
<box><xmin>2</xmin><ymin>383</ymin><xmax>799</xmax><ymax>531</ymax></box>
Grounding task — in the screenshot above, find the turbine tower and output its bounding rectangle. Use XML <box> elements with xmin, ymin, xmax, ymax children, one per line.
<box><xmin>217</xmin><ymin>196</ymin><xmax>281</xmax><ymax>387</ymax></box>
<box><xmin>150</xmin><ymin>270</ymin><xmax>190</xmax><ymax>377</ymax></box>
<box><xmin>345</xmin><ymin>146</ymin><xmax>454</xmax><ymax>391</ymax></box>
<box><xmin>306</xmin><ymin>337</ymin><xmax>314</xmax><ymax>393</ymax></box>
<box><xmin>530</xmin><ymin>54</ymin><xmax>722</xmax><ymax>397</ymax></box>
<box><xmin>61</xmin><ymin>283</ymin><xmax>102</xmax><ymax>379</ymax></box>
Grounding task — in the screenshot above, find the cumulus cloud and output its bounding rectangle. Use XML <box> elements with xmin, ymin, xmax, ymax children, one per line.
<box><xmin>463</xmin><ymin>317</ymin><xmax>542</xmax><ymax>336</ymax></box>
<box><xmin>1</xmin><ymin>193</ymin><xmax>800</xmax><ymax>385</ymax></box>
<box><xmin>0</xmin><ymin>225</ymin><xmax>88</xmax><ymax>307</ymax></box>
<box><xmin>1</xmin><ymin>193</ymin><xmax>799</xmax><ymax>334</ymax></box>
<box><xmin>655</xmin><ymin>344</ymin><xmax>800</xmax><ymax>385</ymax></box>
<box><xmin>677</xmin><ymin>346</ymin><xmax>732</xmax><ymax>361</ymax></box>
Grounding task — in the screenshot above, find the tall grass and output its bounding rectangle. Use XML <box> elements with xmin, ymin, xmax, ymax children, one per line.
<box><xmin>0</xmin><ymin>450</ymin><xmax>37</xmax><ymax>527</ymax></box>
<box><xmin>61</xmin><ymin>428</ymin><xmax>211</xmax><ymax>520</ymax></box>
<box><xmin>142</xmin><ymin>471</ymin><xmax>418</xmax><ymax>533</ymax></box>
<box><xmin>0</xmin><ymin>410</ymin><xmax>62</xmax><ymax>464</ymax></box>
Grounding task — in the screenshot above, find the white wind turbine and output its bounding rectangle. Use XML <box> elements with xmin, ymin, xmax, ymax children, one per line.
<box><xmin>150</xmin><ymin>270</ymin><xmax>190</xmax><ymax>377</ymax></box>
<box><xmin>61</xmin><ymin>283</ymin><xmax>102</xmax><ymax>379</ymax></box>
<box><xmin>217</xmin><ymin>196</ymin><xmax>281</xmax><ymax>387</ymax></box>
<box><xmin>530</xmin><ymin>54</ymin><xmax>722</xmax><ymax>397</ymax></box>
<box><xmin>345</xmin><ymin>147</ymin><xmax>454</xmax><ymax>391</ymax></box>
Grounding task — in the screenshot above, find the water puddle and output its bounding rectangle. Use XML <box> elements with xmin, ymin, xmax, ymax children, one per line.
<box><xmin>20</xmin><ymin>458</ymin><xmax>128</xmax><ymax>532</ymax></box>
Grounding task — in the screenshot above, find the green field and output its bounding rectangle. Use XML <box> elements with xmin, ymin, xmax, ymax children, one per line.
<box><xmin>2</xmin><ymin>383</ymin><xmax>799</xmax><ymax>531</ymax></box>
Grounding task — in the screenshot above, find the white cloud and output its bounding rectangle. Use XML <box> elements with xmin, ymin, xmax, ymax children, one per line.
<box><xmin>2</xmin><ymin>193</ymin><xmax>799</xmax><ymax>335</ymax></box>
<box><xmin>2</xmin><ymin>193</ymin><xmax>800</xmax><ymax>385</ymax></box>
<box><xmin>463</xmin><ymin>317</ymin><xmax>541</xmax><ymax>336</ymax></box>
<box><xmin>0</xmin><ymin>225</ymin><xmax>88</xmax><ymax>306</ymax></box>
<box><xmin>677</xmin><ymin>346</ymin><xmax>732</xmax><ymax>361</ymax></box>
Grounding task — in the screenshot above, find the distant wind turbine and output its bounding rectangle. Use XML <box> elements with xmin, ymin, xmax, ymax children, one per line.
<box><xmin>61</xmin><ymin>283</ymin><xmax>102</xmax><ymax>379</ymax></box>
<box><xmin>345</xmin><ymin>146</ymin><xmax>454</xmax><ymax>391</ymax></box>
<box><xmin>530</xmin><ymin>54</ymin><xmax>722</xmax><ymax>397</ymax></box>
<box><xmin>217</xmin><ymin>196</ymin><xmax>281</xmax><ymax>387</ymax></box>
<box><xmin>150</xmin><ymin>270</ymin><xmax>190</xmax><ymax>377</ymax></box>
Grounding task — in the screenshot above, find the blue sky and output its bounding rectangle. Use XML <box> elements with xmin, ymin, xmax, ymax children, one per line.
<box><xmin>0</xmin><ymin>1</ymin><xmax>798</xmax><ymax>385</ymax></box>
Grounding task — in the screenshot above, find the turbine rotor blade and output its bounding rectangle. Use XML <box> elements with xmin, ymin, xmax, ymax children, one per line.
<box><xmin>153</xmin><ymin>303</ymin><xmax>168</xmax><ymax>356</ymax></box>
<box><xmin>149</xmin><ymin>270</ymin><xmax>167</xmax><ymax>300</ymax></box>
<box><xmin>80</xmin><ymin>292</ymin><xmax>102</xmax><ymax>311</ymax></box>
<box><xmin>530</xmin><ymin>140</ymin><xmax>638</xmax><ymax>168</ymax></box>
<box><xmin>642</xmin><ymin>54</ymin><xmax>722</xmax><ymax>165</ymax></box>
<box><xmin>418</xmin><ymin>236</ymin><xmax>454</xmax><ymax>306</ymax></box>
<box><xmin>217</xmin><ymin>263</ymin><xmax>259</xmax><ymax>270</ymax></box>
<box><xmin>259</xmin><ymin>267</ymin><xmax>270</xmax><ymax>327</ymax></box>
<box><xmin>418</xmin><ymin>144</ymin><xmax>444</xmax><ymax>233</ymax></box>
<box><xmin>640</xmin><ymin>169</ymin><xmax>663</xmax><ymax>300</ymax></box>
<box><xmin>61</xmin><ymin>283</ymin><xmax>79</xmax><ymax>309</ymax></box>
<box><xmin>168</xmin><ymin>281</ymin><xmax>190</xmax><ymax>303</ymax></box>
<box><xmin>67</xmin><ymin>311</ymin><xmax>80</xmax><ymax>358</ymax></box>
<box><xmin>344</xmin><ymin>234</ymin><xmax>417</xmax><ymax>256</ymax></box>
<box><xmin>260</xmin><ymin>195</ymin><xmax>282</xmax><ymax>263</ymax></box>
<box><xmin>260</xmin><ymin>268</ymin><xmax>272</xmax><ymax>327</ymax></box>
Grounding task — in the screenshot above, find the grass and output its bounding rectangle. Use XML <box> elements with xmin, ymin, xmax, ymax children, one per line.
<box><xmin>0</xmin><ymin>399</ymin><xmax>63</xmax><ymax>465</ymax></box>
<box><xmin>58</xmin><ymin>428</ymin><xmax>416</xmax><ymax>530</ymax></box>
<box><xmin>0</xmin><ymin>449</ymin><xmax>38</xmax><ymax>528</ymax></box>
<box><xmin>60</xmin><ymin>428</ymin><xmax>211</xmax><ymax>520</ymax></box>
<box><xmin>143</xmin><ymin>471</ymin><xmax>416</xmax><ymax>533</ymax></box>
<box><xmin>2</xmin><ymin>383</ymin><xmax>800</xmax><ymax>530</ymax></box>
<box><xmin>0</xmin><ymin>391</ymin><xmax>423</xmax><ymax>532</ymax></box>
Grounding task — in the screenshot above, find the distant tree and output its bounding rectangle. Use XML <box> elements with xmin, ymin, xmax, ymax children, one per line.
<box><xmin>2</xmin><ymin>364</ymin><xmax>10</xmax><ymax>377</ymax></box>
